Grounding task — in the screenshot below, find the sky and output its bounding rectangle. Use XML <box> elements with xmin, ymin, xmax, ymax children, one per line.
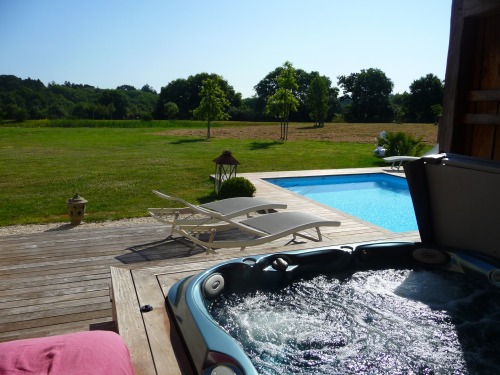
<box><xmin>0</xmin><ymin>0</ymin><xmax>452</xmax><ymax>98</ymax></box>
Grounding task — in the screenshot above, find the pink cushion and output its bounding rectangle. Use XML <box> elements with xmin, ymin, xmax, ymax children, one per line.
<box><xmin>0</xmin><ymin>331</ymin><xmax>134</xmax><ymax>375</ymax></box>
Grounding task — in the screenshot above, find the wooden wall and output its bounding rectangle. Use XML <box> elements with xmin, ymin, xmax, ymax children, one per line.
<box><xmin>440</xmin><ymin>0</ymin><xmax>500</xmax><ymax>160</ymax></box>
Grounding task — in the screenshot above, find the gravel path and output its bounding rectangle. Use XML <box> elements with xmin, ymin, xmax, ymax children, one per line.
<box><xmin>0</xmin><ymin>217</ymin><xmax>159</xmax><ymax>237</ymax></box>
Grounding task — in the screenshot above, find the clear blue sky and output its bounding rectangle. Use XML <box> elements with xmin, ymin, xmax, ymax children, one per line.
<box><xmin>0</xmin><ymin>0</ymin><xmax>452</xmax><ymax>98</ymax></box>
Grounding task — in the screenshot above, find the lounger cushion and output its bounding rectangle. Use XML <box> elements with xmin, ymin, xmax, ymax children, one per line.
<box><xmin>0</xmin><ymin>331</ymin><xmax>134</xmax><ymax>375</ymax></box>
<box><xmin>241</xmin><ymin>211</ymin><xmax>339</xmax><ymax>234</ymax></box>
<box><xmin>199</xmin><ymin>197</ymin><xmax>286</xmax><ymax>216</ymax></box>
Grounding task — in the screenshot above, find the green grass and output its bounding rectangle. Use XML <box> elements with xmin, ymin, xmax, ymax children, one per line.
<box><xmin>0</xmin><ymin>126</ymin><xmax>393</xmax><ymax>226</ymax></box>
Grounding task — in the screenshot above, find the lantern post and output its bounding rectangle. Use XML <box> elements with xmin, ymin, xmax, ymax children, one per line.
<box><xmin>213</xmin><ymin>150</ymin><xmax>240</xmax><ymax>195</ymax></box>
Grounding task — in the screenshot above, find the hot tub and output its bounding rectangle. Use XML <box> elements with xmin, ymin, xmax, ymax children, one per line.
<box><xmin>167</xmin><ymin>154</ymin><xmax>500</xmax><ymax>374</ymax></box>
<box><xmin>167</xmin><ymin>243</ymin><xmax>500</xmax><ymax>374</ymax></box>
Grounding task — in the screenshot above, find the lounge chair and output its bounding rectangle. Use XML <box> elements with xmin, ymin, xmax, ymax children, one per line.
<box><xmin>148</xmin><ymin>191</ymin><xmax>340</xmax><ymax>254</ymax></box>
<box><xmin>148</xmin><ymin>190</ymin><xmax>288</xmax><ymax>238</ymax></box>
<box><xmin>383</xmin><ymin>155</ymin><xmax>420</xmax><ymax>170</ymax></box>
<box><xmin>173</xmin><ymin>210</ymin><xmax>341</xmax><ymax>254</ymax></box>
<box><xmin>383</xmin><ymin>144</ymin><xmax>441</xmax><ymax>170</ymax></box>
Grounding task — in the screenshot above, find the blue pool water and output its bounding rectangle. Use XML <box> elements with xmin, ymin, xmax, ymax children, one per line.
<box><xmin>265</xmin><ymin>173</ymin><xmax>418</xmax><ymax>233</ymax></box>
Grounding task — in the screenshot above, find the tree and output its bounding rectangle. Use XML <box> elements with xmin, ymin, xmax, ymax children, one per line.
<box><xmin>294</xmin><ymin>69</ymin><xmax>321</xmax><ymax>121</ymax></box>
<box><xmin>254</xmin><ymin>69</ymin><xmax>280</xmax><ymax>118</ymax></box>
<box><xmin>155</xmin><ymin>73</ymin><xmax>240</xmax><ymax>120</ymax></box>
<box><xmin>71</xmin><ymin>102</ymin><xmax>96</xmax><ymax>119</ymax></box>
<box><xmin>116</xmin><ymin>85</ymin><xmax>136</xmax><ymax>91</ymax></box>
<box><xmin>0</xmin><ymin>75</ymin><xmax>161</xmax><ymax>121</ymax></box>
<box><xmin>98</xmin><ymin>90</ymin><xmax>128</xmax><ymax>119</ymax></box>
<box><xmin>430</xmin><ymin>104</ymin><xmax>443</xmax><ymax>124</ymax></box>
<box><xmin>4</xmin><ymin>104</ymin><xmax>29</xmax><ymax>122</ymax></box>
<box><xmin>164</xmin><ymin>102</ymin><xmax>179</xmax><ymax>119</ymax></box>
<box><xmin>407</xmin><ymin>74</ymin><xmax>443</xmax><ymax>123</ymax></box>
<box><xmin>120</xmin><ymin>88</ymin><xmax>157</xmax><ymax>119</ymax></box>
<box><xmin>141</xmin><ymin>84</ymin><xmax>157</xmax><ymax>94</ymax></box>
<box><xmin>47</xmin><ymin>103</ymin><xmax>67</xmax><ymax>119</ymax></box>
<box><xmin>0</xmin><ymin>76</ymin><xmax>49</xmax><ymax>121</ymax></box>
<box><xmin>265</xmin><ymin>61</ymin><xmax>299</xmax><ymax>140</ymax></box>
<box><xmin>338</xmin><ymin>68</ymin><xmax>393</xmax><ymax>122</ymax></box>
<box><xmin>192</xmin><ymin>76</ymin><xmax>230</xmax><ymax>139</ymax></box>
<box><xmin>389</xmin><ymin>92</ymin><xmax>409</xmax><ymax>123</ymax></box>
<box><xmin>154</xmin><ymin>78</ymin><xmax>190</xmax><ymax>119</ymax></box>
<box><xmin>255</xmin><ymin>66</ymin><xmax>328</xmax><ymax>122</ymax></box>
<box><xmin>307</xmin><ymin>75</ymin><xmax>331</xmax><ymax>127</ymax></box>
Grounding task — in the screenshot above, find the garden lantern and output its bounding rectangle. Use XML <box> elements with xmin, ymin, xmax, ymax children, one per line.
<box><xmin>66</xmin><ymin>193</ymin><xmax>88</xmax><ymax>225</ymax></box>
<box><xmin>213</xmin><ymin>150</ymin><xmax>240</xmax><ymax>194</ymax></box>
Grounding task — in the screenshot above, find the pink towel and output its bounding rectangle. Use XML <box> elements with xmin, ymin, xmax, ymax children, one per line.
<box><xmin>0</xmin><ymin>331</ymin><xmax>134</xmax><ymax>375</ymax></box>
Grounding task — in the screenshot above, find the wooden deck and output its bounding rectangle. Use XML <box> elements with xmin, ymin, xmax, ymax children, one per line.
<box><xmin>0</xmin><ymin>168</ymin><xmax>420</xmax><ymax>374</ymax></box>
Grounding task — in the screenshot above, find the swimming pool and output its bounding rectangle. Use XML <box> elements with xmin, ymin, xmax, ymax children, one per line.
<box><xmin>265</xmin><ymin>173</ymin><xmax>417</xmax><ymax>233</ymax></box>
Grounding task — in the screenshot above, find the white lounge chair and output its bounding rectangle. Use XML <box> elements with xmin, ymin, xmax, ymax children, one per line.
<box><xmin>383</xmin><ymin>155</ymin><xmax>420</xmax><ymax>170</ymax></box>
<box><xmin>174</xmin><ymin>210</ymin><xmax>341</xmax><ymax>254</ymax></box>
<box><xmin>383</xmin><ymin>144</ymin><xmax>440</xmax><ymax>170</ymax></box>
<box><xmin>148</xmin><ymin>190</ymin><xmax>288</xmax><ymax>238</ymax></box>
<box><xmin>148</xmin><ymin>191</ymin><xmax>340</xmax><ymax>254</ymax></box>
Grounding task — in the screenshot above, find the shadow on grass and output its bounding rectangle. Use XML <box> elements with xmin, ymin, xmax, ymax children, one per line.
<box><xmin>197</xmin><ymin>191</ymin><xmax>218</xmax><ymax>204</ymax></box>
<box><xmin>170</xmin><ymin>138</ymin><xmax>207</xmax><ymax>145</ymax></box>
<box><xmin>250</xmin><ymin>141</ymin><xmax>283</xmax><ymax>150</ymax></box>
<box><xmin>297</xmin><ymin>125</ymin><xmax>325</xmax><ymax>130</ymax></box>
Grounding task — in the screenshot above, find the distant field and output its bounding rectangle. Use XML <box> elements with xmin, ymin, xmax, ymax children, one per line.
<box><xmin>162</xmin><ymin>122</ymin><xmax>438</xmax><ymax>145</ymax></box>
<box><xmin>0</xmin><ymin>122</ymin><xmax>437</xmax><ymax>226</ymax></box>
<box><xmin>7</xmin><ymin>119</ymin><xmax>438</xmax><ymax>144</ymax></box>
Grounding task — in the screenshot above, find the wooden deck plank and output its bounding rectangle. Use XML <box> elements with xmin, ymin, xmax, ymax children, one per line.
<box><xmin>0</xmin><ymin>279</ymin><xmax>111</xmax><ymax>300</ymax></box>
<box><xmin>0</xmin><ymin>289</ymin><xmax>111</xmax><ymax>311</ymax></box>
<box><xmin>0</xmin><ymin>269</ymin><xmax>111</xmax><ymax>289</ymax></box>
<box><xmin>0</xmin><ymin>263</ymin><xmax>109</xmax><ymax>280</ymax></box>
<box><xmin>0</xmin><ymin>250</ymin><xmax>130</xmax><ymax>266</ymax></box>
<box><xmin>0</xmin><ymin>295</ymin><xmax>111</xmax><ymax>319</ymax></box>
<box><xmin>132</xmin><ymin>270</ymin><xmax>190</xmax><ymax>375</ymax></box>
<box><xmin>0</xmin><ymin>308</ymin><xmax>111</xmax><ymax>334</ymax></box>
<box><xmin>0</xmin><ymin>233</ymin><xmax>161</xmax><ymax>254</ymax></box>
<box><xmin>156</xmin><ymin>271</ymin><xmax>197</xmax><ymax>374</ymax></box>
<box><xmin>0</xmin><ymin>317</ymin><xmax>115</xmax><ymax>342</ymax></box>
<box><xmin>0</xmin><ymin>254</ymin><xmax>133</xmax><ymax>272</ymax></box>
<box><xmin>110</xmin><ymin>267</ymin><xmax>156</xmax><ymax>375</ymax></box>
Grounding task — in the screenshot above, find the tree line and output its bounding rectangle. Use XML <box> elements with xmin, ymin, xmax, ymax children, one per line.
<box><xmin>0</xmin><ymin>64</ymin><xmax>443</xmax><ymax>124</ymax></box>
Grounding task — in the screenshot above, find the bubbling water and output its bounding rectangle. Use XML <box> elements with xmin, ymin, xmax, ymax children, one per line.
<box><xmin>207</xmin><ymin>269</ymin><xmax>500</xmax><ymax>374</ymax></box>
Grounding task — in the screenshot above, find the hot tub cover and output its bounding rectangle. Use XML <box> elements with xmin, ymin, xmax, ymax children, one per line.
<box><xmin>404</xmin><ymin>153</ymin><xmax>500</xmax><ymax>261</ymax></box>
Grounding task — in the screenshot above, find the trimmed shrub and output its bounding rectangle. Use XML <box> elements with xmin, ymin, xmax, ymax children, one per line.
<box><xmin>219</xmin><ymin>177</ymin><xmax>256</xmax><ymax>199</ymax></box>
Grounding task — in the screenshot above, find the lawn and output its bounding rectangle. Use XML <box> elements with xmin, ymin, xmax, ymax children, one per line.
<box><xmin>0</xmin><ymin>122</ymin><xmax>437</xmax><ymax>226</ymax></box>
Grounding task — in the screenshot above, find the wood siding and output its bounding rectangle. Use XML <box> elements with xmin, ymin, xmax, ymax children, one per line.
<box><xmin>440</xmin><ymin>0</ymin><xmax>500</xmax><ymax>160</ymax></box>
